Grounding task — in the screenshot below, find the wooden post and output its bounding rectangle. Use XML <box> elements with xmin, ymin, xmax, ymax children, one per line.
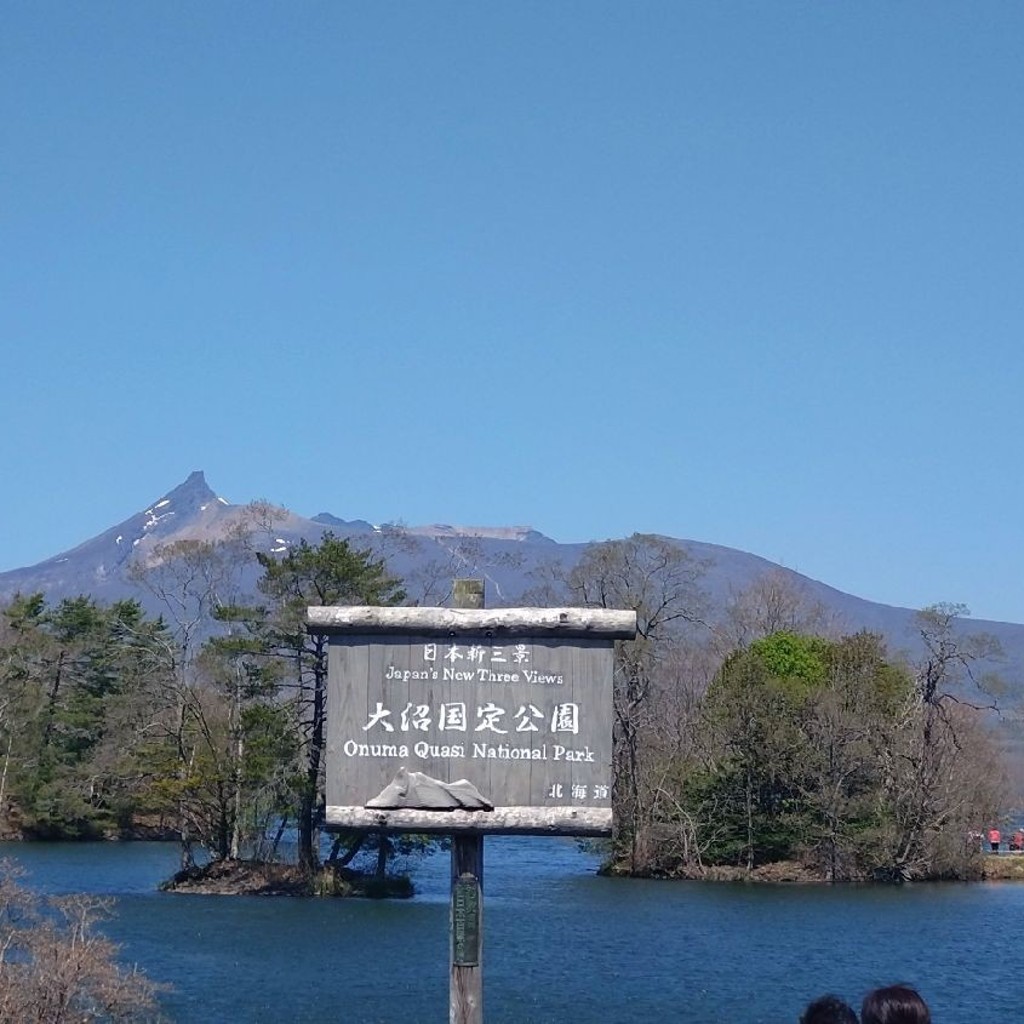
<box><xmin>451</xmin><ymin>833</ymin><xmax>483</xmax><ymax>1023</ymax></box>
<box><xmin>451</xmin><ymin>579</ymin><xmax>484</xmax><ymax>1024</ymax></box>
<box><xmin>452</xmin><ymin>578</ymin><xmax>485</xmax><ymax>610</ymax></box>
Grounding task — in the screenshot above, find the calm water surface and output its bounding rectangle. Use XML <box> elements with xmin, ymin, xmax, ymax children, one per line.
<box><xmin>1</xmin><ymin>839</ymin><xmax>1018</xmax><ymax>1022</ymax></box>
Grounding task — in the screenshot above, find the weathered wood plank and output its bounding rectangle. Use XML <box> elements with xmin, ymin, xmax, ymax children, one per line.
<box><xmin>325</xmin><ymin>805</ymin><xmax>613</xmax><ymax>836</ymax></box>
<box><xmin>306</xmin><ymin>605</ymin><xmax>637</xmax><ymax>639</ymax></box>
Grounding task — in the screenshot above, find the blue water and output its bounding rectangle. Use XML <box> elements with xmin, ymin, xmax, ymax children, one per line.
<box><xmin>1</xmin><ymin>838</ymin><xmax>1020</xmax><ymax>1022</ymax></box>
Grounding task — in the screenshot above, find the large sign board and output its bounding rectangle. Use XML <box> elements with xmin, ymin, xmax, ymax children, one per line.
<box><xmin>307</xmin><ymin>606</ymin><xmax>637</xmax><ymax>836</ymax></box>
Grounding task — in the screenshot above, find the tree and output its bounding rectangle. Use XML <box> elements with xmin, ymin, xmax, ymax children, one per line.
<box><xmin>870</xmin><ymin>604</ymin><xmax>1007</xmax><ymax>880</ymax></box>
<box><xmin>196</xmin><ymin>606</ymin><xmax>291</xmax><ymax>860</ymax></box>
<box><xmin>698</xmin><ymin>630</ymin><xmax>924</xmax><ymax>877</ymax></box>
<box><xmin>555</xmin><ymin>534</ymin><xmax>712</xmax><ymax>872</ymax></box>
<box><xmin>376</xmin><ymin>525</ymin><xmax>526</xmax><ymax>607</ymax></box>
<box><xmin>795</xmin><ymin>632</ymin><xmax>913</xmax><ymax>880</ymax></box>
<box><xmin>124</xmin><ymin>511</ymin><xmax>290</xmax><ymax>864</ymax></box>
<box><xmin>255</xmin><ymin>532</ymin><xmax>406</xmax><ymax>873</ymax></box>
<box><xmin>694</xmin><ymin>622</ymin><xmax>1006</xmax><ymax>881</ymax></box>
<box><xmin>128</xmin><ymin>538</ymin><xmax>243</xmax><ymax>867</ymax></box>
<box><xmin>0</xmin><ymin>594</ymin><xmax>51</xmax><ymax>831</ymax></box>
<box><xmin>715</xmin><ymin>570</ymin><xmax>839</xmax><ymax>656</ymax></box>
<box><xmin>700</xmin><ymin>632</ymin><xmax>832</xmax><ymax>870</ymax></box>
<box><xmin>625</xmin><ymin>638</ymin><xmax>721</xmax><ymax>874</ymax></box>
<box><xmin>125</xmin><ymin>524</ymin><xmax>428</xmax><ymax>878</ymax></box>
<box><xmin>0</xmin><ymin>595</ymin><xmax>175</xmax><ymax>840</ymax></box>
<box><xmin>0</xmin><ymin>862</ymin><xmax>165</xmax><ymax>1022</ymax></box>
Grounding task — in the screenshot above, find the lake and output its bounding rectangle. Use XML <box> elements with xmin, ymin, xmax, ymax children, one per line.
<box><xmin>1</xmin><ymin>838</ymin><xmax>1019</xmax><ymax>1022</ymax></box>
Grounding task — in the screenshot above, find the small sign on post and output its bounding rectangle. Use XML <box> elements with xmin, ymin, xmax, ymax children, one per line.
<box><xmin>452</xmin><ymin>872</ymin><xmax>481</xmax><ymax>967</ymax></box>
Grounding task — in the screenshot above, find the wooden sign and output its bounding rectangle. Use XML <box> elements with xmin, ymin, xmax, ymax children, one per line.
<box><xmin>306</xmin><ymin>606</ymin><xmax>637</xmax><ymax>836</ymax></box>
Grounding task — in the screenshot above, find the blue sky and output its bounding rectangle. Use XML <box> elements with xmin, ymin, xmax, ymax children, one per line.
<box><xmin>2</xmin><ymin>3</ymin><xmax>1023</xmax><ymax>622</ymax></box>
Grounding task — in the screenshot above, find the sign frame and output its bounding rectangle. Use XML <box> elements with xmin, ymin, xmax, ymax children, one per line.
<box><xmin>307</xmin><ymin>605</ymin><xmax>637</xmax><ymax>838</ymax></box>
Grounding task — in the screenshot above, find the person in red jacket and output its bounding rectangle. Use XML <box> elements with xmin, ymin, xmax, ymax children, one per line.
<box><xmin>1011</xmin><ymin>829</ymin><xmax>1024</xmax><ymax>853</ymax></box>
<box><xmin>988</xmin><ymin>827</ymin><xmax>1001</xmax><ymax>853</ymax></box>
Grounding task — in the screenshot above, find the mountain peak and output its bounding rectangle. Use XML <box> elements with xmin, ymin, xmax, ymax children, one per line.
<box><xmin>157</xmin><ymin>471</ymin><xmax>223</xmax><ymax>511</ymax></box>
<box><xmin>132</xmin><ymin>472</ymin><xmax>228</xmax><ymax>536</ymax></box>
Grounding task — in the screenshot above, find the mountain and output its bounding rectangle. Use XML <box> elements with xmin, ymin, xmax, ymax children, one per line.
<box><xmin>4</xmin><ymin>470</ymin><xmax>1022</xmax><ymax>797</ymax></box>
<box><xmin>3</xmin><ymin>471</ymin><xmax>1024</xmax><ymax>691</ymax></box>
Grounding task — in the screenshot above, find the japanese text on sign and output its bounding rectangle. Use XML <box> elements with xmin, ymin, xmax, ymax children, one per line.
<box><xmin>362</xmin><ymin>701</ymin><xmax>579</xmax><ymax>735</ymax></box>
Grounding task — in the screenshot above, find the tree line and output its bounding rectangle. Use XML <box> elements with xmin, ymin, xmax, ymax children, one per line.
<box><xmin>0</xmin><ymin>522</ymin><xmax>1011</xmax><ymax>883</ymax></box>
<box><xmin>546</xmin><ymin>536</ymin><xmax>1009</xmax><ymax>882</ymax></box>
<box><xmin>0</xmin><ymin>522</ymin><xmax>410</xmax><ymax>880</ymax></box>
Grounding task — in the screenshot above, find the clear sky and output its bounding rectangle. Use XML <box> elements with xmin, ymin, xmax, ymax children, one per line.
<box><xmin>2</xmin><ymin>3</ymin><xmax>1023</xmax><ymax>622</ymax></box>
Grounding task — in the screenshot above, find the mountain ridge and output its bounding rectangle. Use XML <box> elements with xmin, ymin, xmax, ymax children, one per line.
<box><xmin>2</xmin><ymin>471</ymin><xmax>1022</xmax><ymax>660</ymax></box>
<box><xmin>3</xmin><ymin>469</ymin><xmax>1021</xmax><ymax>793</ymax></box>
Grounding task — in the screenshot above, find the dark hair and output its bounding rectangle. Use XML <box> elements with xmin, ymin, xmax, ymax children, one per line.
<box><xmin>861</xmin><ymin>985</ymin><xmax>930</xmax><ymax>1024</ymax></box>
<box><xmin>801</xmin><ymin>994</ymin><xmax>858</xmax><ymax>1024</ymax></box>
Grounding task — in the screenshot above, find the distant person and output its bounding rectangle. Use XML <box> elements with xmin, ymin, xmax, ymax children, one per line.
<box><xmin>1011</xmin><ymin>829</ymin><xmax>1024</xmax><ymax>853</ymax></box>
<box><xmin>861</xmin><ymin>984</ymin><xmax>930</xmax><ymax>1024</ymax></box>
<box><xmin>989</xmin><ymin>827</ymin><xmax>1001</xmax><ymax>853</ymax></box>
<box><xmin>800</xmin><ymin>994</ymin><xmax>858</xmax><ymax>1024</ymax></box>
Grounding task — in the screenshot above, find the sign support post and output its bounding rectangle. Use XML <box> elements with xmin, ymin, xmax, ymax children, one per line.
<box><xmin>450</xmin><ymin>579</ymin><xmax>485</xmax><ymax>1024</ymax></box>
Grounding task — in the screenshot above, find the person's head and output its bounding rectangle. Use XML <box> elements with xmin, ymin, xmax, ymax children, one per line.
<box><xmin>800</xmin><ymin>994</ymin><xmax>858</xmax><ymax>1024</ymax></box>
<box><xmin>861</xmin><ymin>985</ymin><xmax>930</xmax><ymax>1024</ymax></box>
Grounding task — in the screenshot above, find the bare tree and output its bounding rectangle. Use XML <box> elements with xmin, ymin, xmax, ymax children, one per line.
<box><xmin>560</xmin><ymin>534</ymin><xmax>712</xmax><ymax>872</ymax></box>
<box><xmin>715</xmin><ymin>570</ymin><xmax>840</xmax><ymax>657</ymax></box>
<box><xmin>0</xmin><ymin>862</ymin><xmax>165</xmax><ymax>1022</ymax></box>
<box><xmin>874</xmin><ymin>604</ymin><xmax>1007</xmax><ymax>880</ymax></box>
<box><xmin>128</xmin><ymin>538</ymin><xmax>248</xmax><ymax>867</ymax></box>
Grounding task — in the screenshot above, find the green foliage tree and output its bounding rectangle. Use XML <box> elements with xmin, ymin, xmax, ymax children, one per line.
<box><xmin>691</xmin><ymin>624</ymin><xmax>1003</xmax><ymax>881</ymax></box>
<box><xmin>793</xmin><ymin>632</ymin><xmax>913</xmax><ymax>880</ymax></box>
<box><xmin>0</xmin><ymin>595</ymin><xmax>175</xmax><ymax>840</ymax></box>
<box><xmin>699</xmin><ymin>632</ymin><xmax>829</xmax><ymax>869</ymax></box>
<box><xmin>255</xmin><ymin>532</ymin><xmax>406</xmax><ymax>873</ymax></box>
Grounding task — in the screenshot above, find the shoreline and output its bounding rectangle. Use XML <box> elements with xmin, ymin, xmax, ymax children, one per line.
<box><xmin>4</xmin><ymin>831</ymin><xmax>1022</xmax><ymax>889</ymax></box>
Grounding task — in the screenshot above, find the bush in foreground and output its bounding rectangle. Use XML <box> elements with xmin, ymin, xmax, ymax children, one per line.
<box><xmin>0</xmin><ymin>861</ymin><xmax>165</xmax><ymax>1023</ymax></box>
